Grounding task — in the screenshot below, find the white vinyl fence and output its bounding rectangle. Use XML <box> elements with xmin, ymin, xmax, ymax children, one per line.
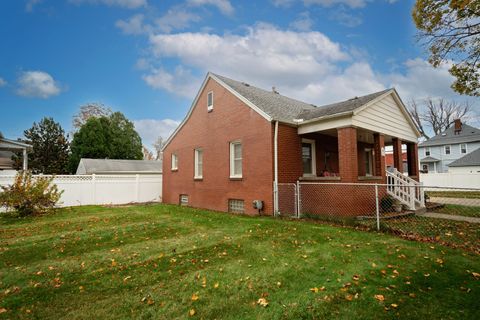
<box><xmin>420</xmin><ymin>172</ymin><xmax>480</xmax><ymax>189</ymax></box>
<box><xmin>0</xmin><ymin>174</ymin><xmax>162</xmax><ymax>207</ymax></box>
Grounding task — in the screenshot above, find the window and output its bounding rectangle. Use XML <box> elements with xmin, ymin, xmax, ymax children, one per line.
<box><xmin>230</xmin><ymin>141</ymin><xmax>242</xmax><ymax>178</ymax></box>
<box><xmin>302</xmin><ymin>139</ymin><xmax>316</xmax><ymax>176</ymax></box>
<box><xmin>207</xmin><ymin>91</ymin><xmax>213</xmax><ymax>111</ymax></box>
<box><xmin>422</xmin><ymin>164</ymin><xmax>428</xmax><ymax>173</ymax></box>
<box><xmin>171</xmin><ymin>153</ymin><xmax>178</xmax><ymax>170</ymax></box>
<box><xmin>194</xmin><ymin>148</ymin><xmax>203</xmax><ymax>179</ymax></box>
<box><xmin>444</xmin><ymin>145</ymin><xmax>451</xmax><ymax>155</ymax></box>
<box><xmin>460</xmin><ymin>143</ymin><xmax>467</xmax><ymax>154</ymax></box>
<box><xmin>425</xmin><ymin>147</ymin><xmax>430</xmax><ymax>156</ymax></box>
<box><xmin>364</xmin><ymin>148</ymin><xmax>374</xmax><ymax>176</ymax></box>
<box><xmin>179</xmin><ymin>194</ymin><xmax>189</xmax><ymax>206</ymax></box>
<box><xmin>228</xmin><ymin>199</ymin><xmax>244</xmax><ymax>214</ymax></box>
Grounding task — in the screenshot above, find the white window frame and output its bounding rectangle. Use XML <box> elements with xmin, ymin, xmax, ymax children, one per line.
<box><xmin>171</xmin><ymin>153</ymin><xmax>178</xmax><ymax>170</ymax></box>
<box><xmin>460</xmin><ymin>143</ymin><xmax>467</xmax><ymax>154</ymax></box>
<box><xmin>444</xmin><ymin>145</ymin><xmax>451</xmax><ymax>155</ymax></box>
<box><xmin>207</xmin><ymin>91</ymin><xmax>213</xmax><ymax>111</ymax></box>
<box><xmin>230</xmin><ymin>141</ymin><xmax>242</xmax><ymax>178</ymax></box>
<box><xmin>425</xmin><ymin>147</ymin><xmax>430</xmax><ymax>156</ymax></box>
<box><xmin>194</xmin><ymin>148</ymin><xmax>203</xmax><ymax>179</ymax></box>
<box><xmin>302</xmin><ymin>138</ymin><xmax>316</xmax><ymax>177</ymax></box>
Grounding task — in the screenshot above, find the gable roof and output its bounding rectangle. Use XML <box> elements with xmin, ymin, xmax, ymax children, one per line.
<box><xmin>76</xmin><ymin>158</ymin><xmax>162</xmax><ymax>175</ymax></box>
<box><xmin>420</xmin><ymin>156</ymin><xmax>440</xmax><ymax>163</ymax></box>
<box><xmin>163</xmin><ymin>72</ymin><xmax>419</xmax><ymax>150</ymax></box>
<box><xmin>419</xmin><ymin>124</ymin><xmax>480</xmax><ymax>147</ymax></box>
<box><xmin>448</xmin><ymin>147</ymin><xmax>480</xmax><ymax>167</ymax></box>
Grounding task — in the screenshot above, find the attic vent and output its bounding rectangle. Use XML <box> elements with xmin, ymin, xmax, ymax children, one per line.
<box><xmin>242</xmin><ymin>82</ymin><xmax>250</xmax><ymax>87</ymax></box>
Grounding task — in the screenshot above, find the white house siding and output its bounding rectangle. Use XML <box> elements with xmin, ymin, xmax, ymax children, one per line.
<box><xmin>449</xmin><ymin>166</ymin><xmax>480</xmax><ymax>174</ymax></box>
<box><xmin>419</xmin><ymin>141</ymin><xmax>480</xmax><ymax>173</ymax></box>
<box><xmin>352</xmin><ymin>94</ymin><xmax>418</xmax><ymax>143</ymax></box>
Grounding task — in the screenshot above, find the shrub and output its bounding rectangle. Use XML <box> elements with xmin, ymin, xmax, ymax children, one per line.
<box><xmin>380</xmin><ymin>195</ymin><xmax>394</xmax><ymax>213</ymax></box>
<box><xmin>0</xmin><ymin>171</ymin><xmax>62</xmax><ymax>217</ymax></box>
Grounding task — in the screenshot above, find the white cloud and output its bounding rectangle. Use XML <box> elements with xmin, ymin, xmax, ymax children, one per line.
<box><xmin>0</xmin><ymin>77</ymin><xmax>6</xmax><ymax>87</ymax></box>
<box><xmin>142</xmin><ymin>66</ymin><xmax>199</xmax><ymax>97</ymax></box>
<box><xmin>330</xmin><ymin>7</ymin><xmax>363</xmax><ymax>27</ymax></box>
<box><xmin>272</xmin><ymin>0</ymin><xmax>296</xmax><ymax>8</ymax></box>
<box><xmin>16</xmin><ymin>71</ymin><xmax>62</xmax><ymax>99</ymax></box>
<box><xmin>155</xmin><ymin>8</ymin><xmax>201</xmax><ymax>33</ymax></box>
<box><xmin>187</xmin><ymin>0</ymin><xmax>234</xmax><ymax>16</ymax></box>
<box><xmin>304</xmin><ymin>0</ymin><xmax>369</xmax><ymax>8</ymax></box>
<box><xmin>69</xmin><ymin>0</ymin><xmax>147</xmax><ymax>9</ymax></box>
<box><xmin>115</xmin><ymin>14</ymin><xmax>148</xmax><ymax>35</ymax></box>
<box><xmin>26</xmin><ymin>0</ymin><xmax>42</xmax><ymax>12</ymax></box>
<box><xmin>133</xmin><ymin>119</ymin><xmax>180</xmax><ymax>147</ymax></box>
<box><xmin>290</xmin><ymin>12</ymin><xmax>314</xmax><ymax>31</ymax></box>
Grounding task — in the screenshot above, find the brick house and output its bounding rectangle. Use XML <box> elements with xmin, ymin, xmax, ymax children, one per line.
<box><xmin>162</xmin><ymin>73</ymin><xmax>422</xmax><ymax>215</ymax></box>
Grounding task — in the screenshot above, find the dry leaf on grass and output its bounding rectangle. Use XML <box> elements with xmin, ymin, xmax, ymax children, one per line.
<box><xmin>189</xmin><ymin>309</ymin><xmax>196</xmax><ymax>316</ymax></box>
<box><xmin>374</xmin><ymin>294</ymin><xmax>385</xmax><ymax>301</ymax></box>
<box><xmin>191</xmin><ymin>293</ymin><xmax>199</xmax><ymax>301</ymax></box>
<box><xmin>257</xmin><ymin>297</ymin><xmax>269</xmax><ymax>307</ymax></box>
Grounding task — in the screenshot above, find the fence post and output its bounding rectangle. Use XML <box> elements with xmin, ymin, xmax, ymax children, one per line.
<box><xmin>135</xmin><ymin>174</ymin><xmax>140</xmax><ymax>203</ymax></box>
<box><xmin>375</xmin><ymin>184</ymin><xmax>380</xmax><ymax>231</ymax></box>
<box><xmin>91</xmin><ymin>174</ymin><xmax>96</xmax><ymax>205</ymax></box>
<box><xmin>296</xmin><ymin>181</ymin><xmax>301</xmax><ymax>219</ymax></box>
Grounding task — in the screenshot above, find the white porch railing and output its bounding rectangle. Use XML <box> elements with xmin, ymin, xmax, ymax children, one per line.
<box><xmin>386</xmin><ymin>168</ymin><xmax>424</xmax><ymax>210</ymax></box>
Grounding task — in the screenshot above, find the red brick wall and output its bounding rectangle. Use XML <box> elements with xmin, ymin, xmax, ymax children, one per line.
<box><xmin>162</xmin><ymin>78</ymin><xmax>274</xmax><ymax>215</ymax></box>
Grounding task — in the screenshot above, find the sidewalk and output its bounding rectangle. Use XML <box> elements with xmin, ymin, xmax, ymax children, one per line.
<box><xmin>419</xmin><ymin>212</ymin><xmax>480</xmax><ymax>223</ymax></box>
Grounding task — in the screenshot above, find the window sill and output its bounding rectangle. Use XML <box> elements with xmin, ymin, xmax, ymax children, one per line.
<box><xmin>299</xmin><ymin>176</ymin><xmax>341</xmax><ymax>181</ymax></box>
<box><xmin>230</xmin><ymin>176</ymin><xmax>243</xmax><ymax>181</ymax></box>
<box><xmin>358</xmin><ymin>176</ymin><xmax>383</xmax><ymax>181</ymax></box>
<box><xmin>207</xmin><ymin>107</ymin><xmax>213</xmax><ymax>113</ymax></box>
<box><xmin>194</xmin><ymin>177</ymin><xmax>203</xmax><ymax>181</ymax></box>
<box><xmin>171</xmin><ymin>169</ymin><xmax>178</xmax><ymax>172</ymax></box>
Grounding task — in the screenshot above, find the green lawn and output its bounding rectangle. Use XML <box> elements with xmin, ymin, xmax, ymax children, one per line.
<box><xmin>0</xmin><ymin>204</ymin><xmax>479</xmax><ymax>319</ymax></box>
<box><xmin>434</xmin><ymin>204</ymin><xmax>480</xmax><ymax>218</ymax></box>
<box><xmin>426</xmin><ymin>191</ymin><xmax>480</xmax><ymax>199</ymax></box>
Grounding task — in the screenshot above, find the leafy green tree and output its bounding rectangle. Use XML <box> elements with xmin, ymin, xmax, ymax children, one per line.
<box><xmin>15</xmin><ymin>118</ymin><xmax>70</xmax><ymax>174</ymax></box>
<box><xmin>69</xmin><ymin>112</ymin><xmax>143</xmax><ymax>173</ymax></box>
<box><xmin>412</xmin><ymin>0</ymin><xmax>480</xmax><ymax>96</ymax></box>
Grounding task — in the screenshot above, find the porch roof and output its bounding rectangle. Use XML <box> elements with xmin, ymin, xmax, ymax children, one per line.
<box><xmin>0</xmin><ymin>138</ymin><xmax>31</xmax><ymax>150</ymax></box>
<box><xmin>420</xmin><ymin>156</ymin><xmax>440</xmax><ymax>163</ymax></box>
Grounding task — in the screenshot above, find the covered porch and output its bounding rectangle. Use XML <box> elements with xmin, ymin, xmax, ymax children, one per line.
<box><xmin>0</xmin><ymin>137</ymin><xmax>31</xmax><ymax>171</ymax></box>
<box><xmin>297</xmin><ymin>126</ymin><xmax>420</xmax><ymax>183</ymax></box>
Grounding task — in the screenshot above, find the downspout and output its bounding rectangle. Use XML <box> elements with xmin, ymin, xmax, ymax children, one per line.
<box><xmin>273</xmin><ymin>121</ymin><xmax>279</xmax><ymax>216</ymax></box>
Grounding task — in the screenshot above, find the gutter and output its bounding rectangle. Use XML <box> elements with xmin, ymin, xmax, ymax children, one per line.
<box><xmin>273</xmin><ymin>121</ymin><xmax>279</xmax><ymax>216</ymax></box>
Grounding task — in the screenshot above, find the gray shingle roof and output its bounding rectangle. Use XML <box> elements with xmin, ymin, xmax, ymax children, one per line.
<box><xmin>448</xmin><ymin>147</ymin><xmax>480</xmax><ymax>167</ymax></box>
<box><xmin>76</xmin><ymin>158</ymin><xmax>162</xmax><ymax>175</ymax></box>
<box><xmin>213</xmin><ymin>73</ymin><xmax>392</xmax><ymax>123</ymax></box>
<box><xmin>420</xmin><ymin>156</ymin><xmax>440</xmax><ymax>163</ymax></box>
<box><xmin>419</xmin><ymin>124</ymin><xmax>480</xmax><ymax>147</ymax></box>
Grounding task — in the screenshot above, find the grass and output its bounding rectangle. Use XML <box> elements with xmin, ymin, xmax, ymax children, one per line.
<box><xmin>434</xmin><ymin>204</ymin><xmax>480</xmax><ymax>218</ymax></box>
<box><xmin>426</xmin><ymin>191</ymin><xmax>480</xmax><ymax>199</ymax></box>
<box><xmin>0</xmin><ymin>204</ymin><xmax>479</xmax><ymax>319</ymax></box>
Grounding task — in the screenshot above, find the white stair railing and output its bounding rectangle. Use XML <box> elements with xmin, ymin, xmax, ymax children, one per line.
<box><xmin>386</xmin><ymin>168</ymin><xmax>424</xmax><ymax>210</ymax></box>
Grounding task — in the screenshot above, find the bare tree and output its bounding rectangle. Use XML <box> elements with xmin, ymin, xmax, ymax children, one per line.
<box><xmin>142</xmin><ymin>146</ymin><xmax>154</xmax><ymax>160</ymax></box>
<box><xmin>407</xmin><ymin>98</ymin><xmax>472</xmax><ymax>139</ymax></box>
<box><xmin>152</xmin><ymin>136</ymin><xmax>165</xmax><ymax>161</ymax></box>
<box><xmin>72</xmin><ymin>103</ymin><xmax>112</xmax><ymax>130</ymax></box>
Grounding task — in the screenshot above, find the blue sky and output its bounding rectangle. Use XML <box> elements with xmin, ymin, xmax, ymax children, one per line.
<box><xmin>0</xmin><ymin>0</ymin><xmax>478</xmax><ymax>149</ymax></box>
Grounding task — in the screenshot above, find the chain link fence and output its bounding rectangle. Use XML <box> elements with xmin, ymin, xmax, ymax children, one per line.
<box><xmin>278</xmin><ymin>182</ymin><xmax>480</xmax><ymax>253</ymax></box>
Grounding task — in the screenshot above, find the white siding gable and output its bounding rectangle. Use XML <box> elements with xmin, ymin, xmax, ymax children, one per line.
<box><xmin>352</xmin><ymin>94</ymin><xmax>418</xmax><ymax>143</ymax></box>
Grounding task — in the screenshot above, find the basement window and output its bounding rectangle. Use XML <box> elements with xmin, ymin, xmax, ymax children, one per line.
<box><xmin>228</xmin><ymin>199</ymin><xmax>245</xmax><ymax>214</ymax></box>
<box><xmin>179</xmin><ymin>194</ymin><xmax>189</xmax><ymax>206</ymax></box>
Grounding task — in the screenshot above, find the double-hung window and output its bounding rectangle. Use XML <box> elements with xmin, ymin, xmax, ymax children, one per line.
<box><xmin>194</xmin><ymin>148</ymin><xmax>203</xmax><ymax>179</ymax></box>
<box><xmin>171</xmin><ymin>153</ymin><xmax>178</xmax><ymax>170</ymax></box>
<box><xmin>302</xmin><ymin>139</ymin><xmax>316</xmax><ymax>177</ymax></box>
<box><xmin>460</xmin><ymin>143</ymin><xmax>467</xmax><ymax>154</ymax></box>
<box><xmin>444</xmin><ymin>145</ymin><xmax>451</xmax><ymax>155</ymax></box>
<box><xmin>230</xmin><ymin>141</ymin><xmax>242</xmax><ymax>178</ymax></box>
<box><xmin>425</xmin><ymin>147</ymin><xmax>430</xmax><ymax>156</ymax></box>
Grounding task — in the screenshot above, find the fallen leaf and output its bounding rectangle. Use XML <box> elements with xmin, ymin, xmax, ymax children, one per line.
<box><xmin>472</xmin><ymin>272</ymin><xmax>480</xmax><ymax>278</ymax></box>
<box><xmin>345</xmin><ymin>294</ymin><xmax>353</xmax><ymax>301</ymax></box>
<box><xmin>123</xmin><ymin>276</ymin><xmax>132</xmax><ymax>282</ymax></box>
<box><xmin>147</xmin><ymin>298</ymin><xmax>154</xmax><ymax>305</ymax></box>
<box><xmin>375</xmin><ymin>294</ymin><xmax>385</xmax><ymax>301</ymax></box>
<box><xmin>257</xmin><ymin>297</ymin><xmax>269</xmax><ymax>307</ymax></box>
<box><xmin>0</xmin><ymin>308</ymin><xmax>7</xmax><ymax>314</ymax></box>
<box><xmin>391</xmin><ymin>303</ymin><xmax>398</xmax><ymax>308</ymax></box>
<box><xmin>191</xmin><ymin>293</ymin><xmax>199</xmax><ymax>301</ymax></box>
<box><xmin>214</xmin><ymin>282</ymin><xmax>219</xmax><ymax>289</ymax></box>
<box><xmin>189</xmin><ymin>309</ymin><xmax>196</xmax><ymax>316</ymax></box>
<box><xmin>352</xmin><ymin>275</ymin><xmax>360</xmax><ymax>281</ymax></box>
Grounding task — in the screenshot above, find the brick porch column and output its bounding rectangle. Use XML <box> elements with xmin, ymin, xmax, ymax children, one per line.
<box><xmin>406</xmin><ymin>142</ymin><xmax>419</xmax><ymax>181</ymax></box>
<box><xmin>392</xmin><ymin>138</ymin><xmax>403</xmax><ymax>171</ymax></box>
<box><xmin>337</xmin><ymin>127</ymin><xmax>358</xmax><ymax>182</ymax></box>
<box><xmin>373</xmin><ymin>133</ymin><xmax>386</xmax><ymax>181</ymax></box>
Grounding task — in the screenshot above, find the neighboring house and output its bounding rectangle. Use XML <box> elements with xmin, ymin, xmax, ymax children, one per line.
<box><xmin>76</xmin><ymin>158</ymin><xmax>162</xmax><ymax>175</ymax></box>
<box><xmin>161</xmin><ymin>72</ymin><xmax>421</xmax><ymax>215</ymax></box>
<box><xmin>447</xmin><ymin>147</ymin><xmax>480</xmax><ymax>173</ymax></box>
<box><xmin>418</xmin><ymin>120</ymin><xmax>480</xmax><ymax>173</ymax></box>
<box><xmin>0</xmin><ymin>137</ymin><xmax>31</xmax><ymax>173</ymax></box>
